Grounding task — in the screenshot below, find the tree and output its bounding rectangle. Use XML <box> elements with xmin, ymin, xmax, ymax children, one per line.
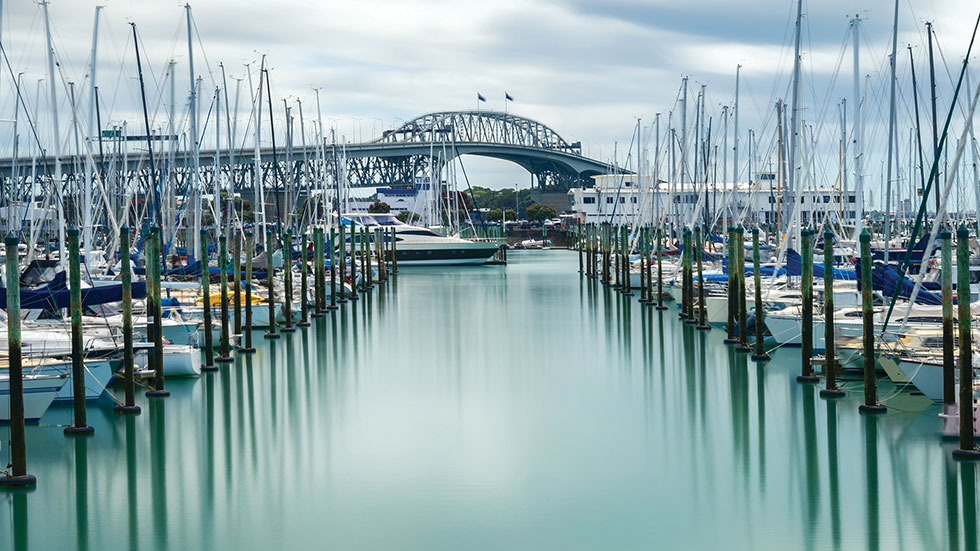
<box><xmin>526</xmin><ymin>203</ymin><xmax>556</xmax><ymax>222</ymax></box>
<box><xmin>396</xmin><ymin>210</ymin><xmax>421</xmax><ymax>223</ymax></box>
<box><xmin>368</xmin><ymin>201</ymin><xmax>390</xmax><ymax>214</ymax></box>
<box><xmin>487</xmin><ymin>208</ymin><xmax>503</xmax><ymax>222</ymax></box>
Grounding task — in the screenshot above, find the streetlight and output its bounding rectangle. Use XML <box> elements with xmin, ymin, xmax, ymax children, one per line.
<box><xmin>351</xmin><ymin>118</ymin><xmax>362</xmax><ymax>143</ymax></box>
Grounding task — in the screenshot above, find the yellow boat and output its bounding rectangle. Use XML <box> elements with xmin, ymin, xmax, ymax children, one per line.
<box><xmin>195</xmin><ymin>292</ymin><xmax>267</xmax><ymax>306</ymax></box>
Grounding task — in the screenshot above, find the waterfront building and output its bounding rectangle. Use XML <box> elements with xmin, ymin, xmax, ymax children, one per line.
<box><xmin>568</xmin><ymin>172</ymin><xmax>858</xmax><ymax>228</ymax></box>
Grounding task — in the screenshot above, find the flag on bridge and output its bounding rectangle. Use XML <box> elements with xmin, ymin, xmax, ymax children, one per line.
<box><xmin>477</xmin><ymin>93</ymin><xmax>486</xmax><ymax>102</ymax></box>
<box><xmin>505</xmin><ymin>92</ymin><xmax>514</xmax><ymax>101</ymax></box>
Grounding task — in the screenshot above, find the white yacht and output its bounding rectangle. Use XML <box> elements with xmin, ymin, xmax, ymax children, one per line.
<box><xmin>0</xmin><ymin>365</ymin><xmax>69</xmax><ymax>422</ymax></box>
<box><xmin>343</xmin><ymin>213</ymin><xmax>502</xmax><ymax>266</ymax></box>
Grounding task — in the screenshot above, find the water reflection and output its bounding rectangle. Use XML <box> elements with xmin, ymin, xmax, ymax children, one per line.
<box><xmin>125</xmin><ymin>416</ymin><xmax>138</xmax><ymax>551</ymax></box>
<box><xmin>962</xmin><ymin>464</ymin><xmax>977</xmax><ymax>551</ymax></box>
<box><xmin>755</xmin><ymin>360</ymin><xmax>767</xmax><ymax>496</ymax></box>
<box><xmin>825</xmin><ymin>399</ymin><xmax>841</xmax><ymax>549</ymax></box>
<box><xmin>149</xmin><ymin>399</ymin><xmax>168</xmax><ymax>549</ymax></box>
<box><xmin>946</xmin><ymin>452</ymin><xmax>960</xmax><ymax>550</ymax></box>
<box><xmin>73</xmin><ymin>436</ymin><xmax>89</xmax><ymax>551</ymax></box>
<box><xmin>865</xmin><ymin>414</ymin><xmax>881</xmax><ymax>551</ymax></box>
<box><xmin>801</xmin><ymin>385</ymin><xmax>819</xmax><ymax>550</ymax></box>
<box><xmin>2</xmin><ymin>251</ymin><xmax>979</xmax><ymax>550</ymax></box>
<box><xmin>12</xmin><ymin>491</ymin><xmax>28</xmax><ymax>551</ymax></box>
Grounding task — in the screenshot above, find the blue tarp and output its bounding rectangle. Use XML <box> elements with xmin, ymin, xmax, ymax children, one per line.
<box><xmin>784</xmin><ymin>249</ymin><xmax>857</xmax><ymax>280</ymax></box>
<box><xmin>0</xmin><ymin>281</ymin><xmax>148</xmax><ymax>310</ymax></box>
<box><xmin>855</xmin><ymin>259</ymin><xmax>943</xmax><ymax>305</ymax></box>
<box><xmin>721</xmin><ymin>258</ymin><xmax>787</xmax><ymax>278</ymax></box>
<box><xmin>166</xmin><ymin>260</ymin><xmax>202</xmax><ymax>277</ymax></box>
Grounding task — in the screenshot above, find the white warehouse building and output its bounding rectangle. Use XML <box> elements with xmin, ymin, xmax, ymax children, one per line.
<box><xmin>568</xmin><ymin>173</ymin><xmax>858</xmax><ymax>227</ymax></box>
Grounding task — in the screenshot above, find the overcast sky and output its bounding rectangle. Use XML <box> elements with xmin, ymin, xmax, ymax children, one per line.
<box><xmin>1</xmin><ymin>0</ymin><xmax>978</xmax><ymax>198</ymax></box>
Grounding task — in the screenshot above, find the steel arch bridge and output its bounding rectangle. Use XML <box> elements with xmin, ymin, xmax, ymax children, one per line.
<box><xmin>0</xmin><ymin>110</ymin><xmax>611</xmax><ymax>226</ymax></box>
<box><xmin>363</xmin><ymin>110</ymin><xmax>608</xmax><ymax>190</ymax></box>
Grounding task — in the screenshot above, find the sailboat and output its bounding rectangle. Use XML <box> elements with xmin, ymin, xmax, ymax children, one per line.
<box><xmin>343</xmin><ymin>213</ymin><xmax>502</xmax><ymax>266</ymax></box>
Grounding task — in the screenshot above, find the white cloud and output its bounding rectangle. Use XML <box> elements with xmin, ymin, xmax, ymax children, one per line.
<box><xmin>0</xmin><ymin>0</ymin><xmax>978</xmax><ymax>192</ymax></box>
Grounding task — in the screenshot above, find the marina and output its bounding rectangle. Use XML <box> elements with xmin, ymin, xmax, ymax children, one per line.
<box><xmin>1</xmin><ymin>0</ymin><xmax>980</xmax><ymax>549</ymax></box>
<box><xmin>0</xmin><ymin>251</ymin><xmax>976</xmax><ymax>550</ymax></box>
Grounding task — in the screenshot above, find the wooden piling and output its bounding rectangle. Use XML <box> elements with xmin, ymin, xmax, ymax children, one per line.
<box><xmin>338</xmin><ymin>224</ymin><xmax>347</xmax><ymax>303</ymax></box>
<box><xmin>695</xmin><ymin>225</ymin><xmax>709</xmax><ymax>330</ymax></box>
<box><xmin>953</xmin><ymin>224</ymin><xmax>980</xmax><ymax>459</ymax></box>
<box><xmin>681</xmin><ymin>228</ymin><xmax>692</xmax><ymax>321</ymax></box>
<box><xmin>216</xmin><ymin>235</ymin><xmax>235</xmax><ymax>359</ymax></box>
<box><xmin>858</xmin><ymin>229</ymin><xmax>885</xmax><ymax>413</ymax></box>
<box><xmin>145</xmin><ymin>226</ymin><xmax>169</xmax><ymax>397</ymax></box>
<box><xmin>115</xmin><ymin>226</ymin><xmax>141</xmax><ymax>413</ymax></box>
<box><xmin>797</xmin><ymin>228</ymin><xmax>818</xmax><ymax>379</ymax></box>
<box><xmin>391</xmin><ymin>225</ymin><xmax>398</xmax><ymax>274</ymax></box>
<box><xmin>0</xmin><ymin>232</ymin><xmax>37</xmax><ymax>486</ymax></box>
<box><xmin>200</xmin><ymin>229</ymin><xmax>217</xmax><ymax>372</ymax></box>
<box><xmin>328</xmin><ymin>228</ymin><xmax>338</xmax><ymax>310</ymax></box>
<box><xmin>312</xmin><ymin>227</ymin><xmax>325</xmax><ymax>317</ymax></box>
<box><xmin>639</xmin><ymin>227</ymin><xmax>648</xmax><ymax>303</ymax></box>
<box><xmin>622</xmin><ymin>225</ymin><xmax>633</xmax><ymax>296</ymax></box>
<box><xmin>751</xmin><ymin>227</ymin><xmax>771</xmax><ymax>362</ymax></box>
<box><xmin>239</xmin><ymin>230</ymin><xmax>256</xmax><ymax>353</ymax></box>
<box><xmin>281</xmin><ymin>230</ymin><xmax>295</xmax><ymax>333</ymax></box>
<box><xmin>65</xmin><ymin>228</ymin><xmax>94</xmax><ymax>435</ymax></box>
<box><xmin>364</xmin><ymin>226</ymin><xmax>373</xmax><ymax>290</ymax></box>
<box><xmin>736</xmin><ymin>226</ymin><xmax>751</xmax><ymax>351</ymax></box>
<box><xmin>298</xmin><ymin>232</ymin><xmax>311</xmax><ymax>327</ymax></box>
<box><xmin>820</xmin><ymin>228</ymin><xmax>844</xmax><ymax>397</ymax></box>
<box><xmin>656</xmin><ymin>228</ymin><xmax>667</xmax><ymax>310</ymax></box>
<box><xmin>233</xmin><ymin>229</ymin><xmax>242</xmax><ymax>345</ymax></box>
<box><xmin>644</xmin><ymin>226</ymin><xmax>654</xmax><ymax>306</ymax></box>
<box><xmin>264</xmin><ymin>229</ymin><xmax>280</xmax><ymax>340</ymax></box>
<box><xmin>941</xmin><ymin>229</ymin><xmax>955</xmax><ymax>405</ymax></box>
<box><xmin>349</xmin><ymin>220</ymin><xmax>359</xmax><ymax>301</ymax></box>
<box><xmin>725</xmin><ymin>227</ymin><xmax>738</xmax><ymax>343</ymax></box>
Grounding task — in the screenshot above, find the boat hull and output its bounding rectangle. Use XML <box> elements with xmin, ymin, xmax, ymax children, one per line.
<box><xmin>135</xmin><ymin>345</ymin><xmax>202</xmax><ymax>377</ymax></box>
<box><xmin>395</xmin><ymin>242</ymin><xmax>501</xmax><ymax>266</ymax></box>
<box><xmin>40</xmin><ymin>360</ymin><xmax>114</xmax><ymax>403</ymax></box>
<box><xmin>0</xmin><ymin>373</ymin><xmax>69</xmax><ymax>423</ymax></box>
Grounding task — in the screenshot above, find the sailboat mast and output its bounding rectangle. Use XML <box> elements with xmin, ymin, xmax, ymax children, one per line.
<box><xmin>840</xmin><ymin>99</ymin><xmax>847</xmax><ymax>218</ymax></box>
<box><xmin>636</xmin><ymin>118</ymin><xmax>642</xmax><ymax>229</ymax></box>
<box><xmin>215</xmin><ymin>85</ymin><xmax>222</xmax><ymax>234</ymax></box>
<box><xmin>186</xmin><ymin>3</ymin><xmax>201</xmax><ymax>261</ymax></box>
<box><xmin>680</xmin><ymin>77</ymin><xmax>688</xmax><ymax>227</ymax></box>
<box><xmin>721</xmin><ymin>105</ymin><xmax>728</xmax><ymax>231</ymax></box>
<box><xmin>252</xmin><ymin>56</ymin><xmax>267</xmax><ymax>245</ymax></box>
<box><xmin>313</xmin><ymin>88</ymin><xmax>328</xmax><ymax>224</ymax></box>
<box><xmin>654</xmin><ymin>113</ymin><xmax>661</xmax><ymax>225</ymax></box>
<box><xmin>851</xmin><ymin>15</ymin><xmax>863</xmax><ymax>238</ymax></box>
<box><xmin>733</xmin><ymin>65</ymin><xmax>740</xmax><ymax>203</ymax></box>
<box><xmin>788</xmin><ymin>0</ymin><xmax>803</xmax><ymax>246</ymax></box>
<box><xmin>927</xmin><ymin>22</ymin><xmax>941</xmax><ymax>217</ymax></box>
<box><xmin>132</xmin><ymin>23</ymin><xmax>159</xmax><ymax>230</ymax></box>
<box><xmin>776</xmin><ymin>100</ymin><xmax>784</xmax><ymax>242</ymax></box>
<box><xmin>884</xmin><ymin>0</ymin><xmax>899</xmax><ymax>262</ymax></box>
<box><xmin>83</xmin><ymin>6</ymin><xmax>101</xmax><ymax>255</ymax></box>
<box><xmin>966</xmin><ymin>62</ymin><xmax>980</xmax><ymax>235</ymax></box>
<box><xmin>42</xmin><ymin>1</ymin><xmax>66</xmax><ymax>269</ymax></box>
<box><xmin>10</xmin><ymin>72</ymin><xmax>22</xmax><ymax>235</ymax></box>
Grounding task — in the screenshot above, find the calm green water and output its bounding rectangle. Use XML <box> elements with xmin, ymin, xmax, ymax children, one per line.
<box><xmin>1</xmin><ymin>250</ymin><xmax>977</xmax><ymax>550</ymax></box>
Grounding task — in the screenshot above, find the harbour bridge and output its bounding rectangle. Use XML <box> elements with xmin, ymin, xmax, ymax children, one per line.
<box><xmin>0</xmin><ymin>111</ymin><xmax>613</xmax><ymax>209</ymax></box>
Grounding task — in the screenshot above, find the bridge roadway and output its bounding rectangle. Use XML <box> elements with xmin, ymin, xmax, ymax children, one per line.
<box><xmin>0</xmin><ymin>110</ymin><xmax>618</xmax><ymax>188</ymax></box>
<box><xmin>0</xmin><ymin>140</ymin><xmax>611</xmax><ymax>182</ymax></box>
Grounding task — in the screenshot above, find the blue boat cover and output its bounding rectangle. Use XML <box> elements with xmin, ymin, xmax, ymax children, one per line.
<box><xmin>0</xmin><ymin>281</ymin><xmax>148</xmax><ymax>310</ymax></box>
<box><xmin>854</xmin><ymin>259</ymin><xmax>943</xmax><ymax>305</ymax></box>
